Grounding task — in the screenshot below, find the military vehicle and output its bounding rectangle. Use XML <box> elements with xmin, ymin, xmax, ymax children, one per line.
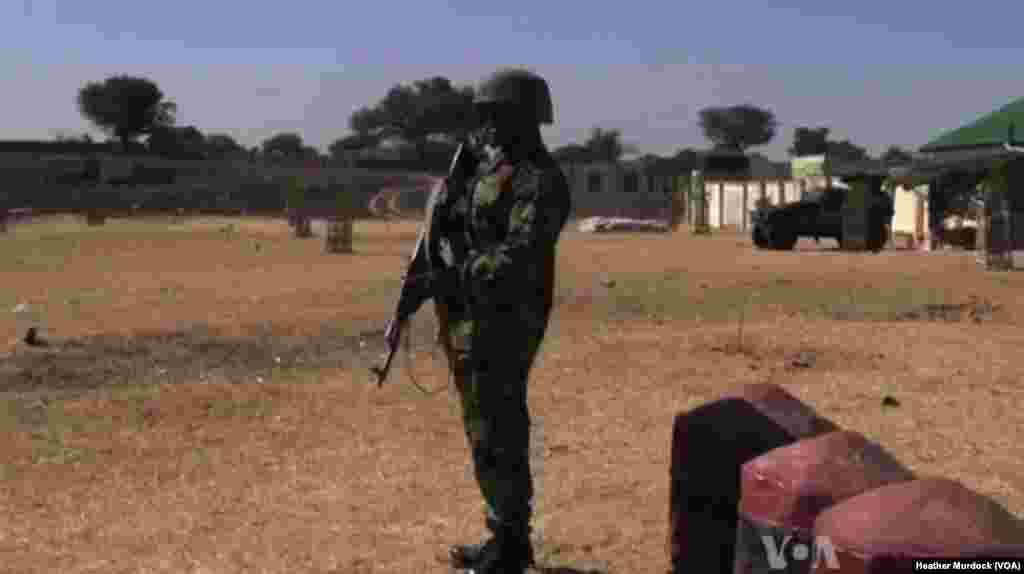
<box><xmin>750</xmin><ymin>182</ymin><xmax>894</xmax><ymax>251</ymax></box>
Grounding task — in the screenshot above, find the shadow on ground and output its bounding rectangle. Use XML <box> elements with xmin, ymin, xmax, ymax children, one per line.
<box><xmin>0</xmin><ymin>317</ymin><xmax>448</xmax><ymax>427</ymax></box>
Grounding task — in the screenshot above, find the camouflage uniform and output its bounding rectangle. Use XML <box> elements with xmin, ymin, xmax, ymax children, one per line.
<box><xmin>438</xmin><ymin>144</ymin><xmax>572</xmax><ymax>545</ymax></box>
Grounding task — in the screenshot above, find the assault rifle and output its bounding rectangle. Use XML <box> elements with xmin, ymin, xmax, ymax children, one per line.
<box><xmin>369</xmin><ymin>141</ymin><xmax>479</xmax><ymax>387</ymax></box>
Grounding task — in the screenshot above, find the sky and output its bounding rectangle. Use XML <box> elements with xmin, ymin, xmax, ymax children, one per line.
<box><xmin>3</xmin><ymin>1</ymin><xmax>1024</xmax><ymax>161</ymax></box>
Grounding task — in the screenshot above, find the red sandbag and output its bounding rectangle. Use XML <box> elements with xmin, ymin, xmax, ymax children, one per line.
<box><xmin>812</xmin><ymin>478</ymin><xmax>1024</xmax><ymax>573</ymax></box>
<box><xmin>733</xmin><ymin>430</ymin><xmax>915</xmax><ymax>574</ymax></box>
<box><xmin>668</xmin><ymin>383</ymin><xmax>838</xmax><ymax>574</ymax></box>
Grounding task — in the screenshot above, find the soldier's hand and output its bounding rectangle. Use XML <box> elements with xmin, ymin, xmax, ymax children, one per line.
<box><xmin>439</xmin><ymin>237</ymin><xmax>460</xmax><ymax>268</ymax></box>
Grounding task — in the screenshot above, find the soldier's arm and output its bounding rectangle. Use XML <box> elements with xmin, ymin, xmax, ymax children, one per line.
<box><xmin>460</xmin><ymin>169</ymin><xmax>572</xmax><ymax>295</ymax></box>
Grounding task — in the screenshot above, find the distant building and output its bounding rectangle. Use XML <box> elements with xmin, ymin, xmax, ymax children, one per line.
<box><xmin>557</xmin><ymin>150</ymin><xmax>791</xmax><ymax>223</ymax></box>
<box><xmin>559</xmin><ymin>158</ymin><xmax>687</xmax><ymax>221</ymax></box>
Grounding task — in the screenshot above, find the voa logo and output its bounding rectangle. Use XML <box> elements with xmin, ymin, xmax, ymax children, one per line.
<box><xmin>761</xmin><ymin>535</ymin><xmax>841</xmax><ymax>570</ymax></box>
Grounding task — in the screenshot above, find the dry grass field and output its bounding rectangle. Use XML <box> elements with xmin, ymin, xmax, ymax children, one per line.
<box><xmin>1</xmin><ymin>215</ymin><xmax>1023</xmax><ymax>573</ymax></box>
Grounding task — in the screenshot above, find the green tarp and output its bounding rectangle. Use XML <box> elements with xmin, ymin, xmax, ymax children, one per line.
<box><xmin>922</xmin><ymin>96</ymin><xmax>1024</xmax><ymax>152</ymax></box>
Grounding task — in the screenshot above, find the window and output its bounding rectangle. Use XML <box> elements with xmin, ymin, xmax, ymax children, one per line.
<box><xmin>588</xmin><ymin>172</ymin><xmax>603</xmax><ymax>193</ymax></box>
<box><xmin>624</xmin><ymin>171</ymin><xmax>639</xmax><ymax>193</ymax></box>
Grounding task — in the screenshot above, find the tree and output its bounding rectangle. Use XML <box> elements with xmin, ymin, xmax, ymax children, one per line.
<box><xmin>698</xmin><ymin>104</ymin><xmax>777</xmax><ymax>152</ymax></box>
<box><xmin>349</xmin><ymin>107</ymin><xmax>383</xmax><ymax>137</ymax></box>
<box><xmin>583</xmin><ymin>127</ymin><xmax>635</xmax><ymax>162</ymax></box>
<box><xmin>328</xmin><ymin>133</ymin><xmax>380</xmax><ymax>159</ymax></box>
<box><xmin>551</xmin><ymin>129</ymin><xmax>639</xmax><ymax>164</ymax></box>
<box><xmin>204</xmin><ymin>133</ymin><xmax>245</xmax><ymax>158</ymax></box>
<box><xmin>788</xmin><ymin>127</ymin><xmax>831</xmax><ymax>157</ymax></box>
<box><xmin>881</xmin><ymin>145</ymin><xmax>913</xmax><ymax>165</ymax></box>
<box><xmin>77</xmin><ymin>75</ymin><xmax>176</xmax><ymax>148</ymax></box>
<box><xmin>148</xmin><ymin>125</ymin><xmax>206</xmax><ymax>159</ymax></box>
<box><xmin>672</xmin><ymin>148</ymin><xmax>700</xmax><ymax>171</ymax></box>
<box><xmin>261</xmin><ymin>132</ymin><xmax>306</xmax><ymax>160</ymax></box>
<box><xmin>788</xmin><ymin>126</ymin><xmax>871</xmax><ymax>161</ymax></box>
<box><xmin>349</xmin><ymin>77</ymin><xmax>476</xmax><ymax>159</ymax></box>
<box><xmin>551</xmin><ymin>143</ymin><xmax>594</xmax><ymax>163</ymax></box>
<box><xmin>827</xmin><ymin>139</ymin><xmax>870</xmax><ymax>162</ymax></box>
<box><xmin>301</xmin><ymin>145</ymin><xmax>322</xmax><ymax>161</ymax></box>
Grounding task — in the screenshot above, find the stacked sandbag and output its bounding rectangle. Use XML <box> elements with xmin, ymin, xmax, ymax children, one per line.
<box><xmin>668</xmin><ymin>383</ymin><xmax>839</xmax><ymax>573</ymax></box>
<box><xmin>733</xmin><ymin>430</ymin><xmax>916</xmax><ymax>573</ymax></box>
<box><xmin>577</xmin><ymin>216</ymin><xmax>671</xmax><ymax>233</ymax></box>
<box><xmin>811</xmin><ymin>478</ymin><xmax>1024</xmax><ymax>573</ymax></box>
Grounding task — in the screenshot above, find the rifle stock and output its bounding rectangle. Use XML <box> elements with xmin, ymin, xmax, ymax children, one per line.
<box><xmin>370</xmin><ymin>141</ymin><xmax>478</xmax><ymax>387</ymax></box>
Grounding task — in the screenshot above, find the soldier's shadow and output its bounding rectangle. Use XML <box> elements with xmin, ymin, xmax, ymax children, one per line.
<box><xmin>531</xmin><ymin>563</ymin><xmax>609</xmax><ymax>574</ymax></box>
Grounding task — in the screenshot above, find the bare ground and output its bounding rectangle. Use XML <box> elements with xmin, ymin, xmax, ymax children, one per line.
<box><xmin>1</xmin><ymin>216</ymin><xmax>1022</xmax><ymax>573</ymax></box>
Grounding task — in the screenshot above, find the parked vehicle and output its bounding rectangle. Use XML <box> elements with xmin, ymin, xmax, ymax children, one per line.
<box><xmin>751</xmin><ymin>185</ymin><xmax>894</xmax><ymax>251</ymax></box>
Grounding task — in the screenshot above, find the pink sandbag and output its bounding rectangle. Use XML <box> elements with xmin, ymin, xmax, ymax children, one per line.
<box><xmin>733</xmin><ymin>430</ymin><xmax>915</xmax><ymax>573</ymax></box>
<box><xmin>668</xmin><ymin>383</ymin><xmax>838</xmax><ymax>574</ymax></box>
<box><xmin>811</xmin><ymin>477</ymin><xmax>1024</xmax><ymax>573</ymax></box>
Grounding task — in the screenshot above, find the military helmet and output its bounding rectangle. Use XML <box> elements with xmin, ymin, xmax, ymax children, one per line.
<box><xmin>474</xmin><ymin>68</ymin><xmax>553</xmax><ymax>125</ymax></box>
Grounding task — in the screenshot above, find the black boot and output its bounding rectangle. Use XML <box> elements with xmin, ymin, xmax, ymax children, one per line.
<box><xmin>449</xmin><ymin>521</ymin><xmax>534</xmax><ymax>572</ymax></box>
<box><xmin>449</xmin><ymin>537</ymin><xmax>493</xmax><ymax>569</ymax></box>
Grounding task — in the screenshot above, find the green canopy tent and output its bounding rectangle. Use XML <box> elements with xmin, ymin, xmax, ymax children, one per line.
<box><xmin>884</xmin><ymin>97</ymin><xmax>1024</xmax><ymax>178</ymax></box>
<box><xmin>903</xmin><ymin>97</ymin><xmax>1024</xmax><ymax>268</ymax></box>
<box><xmin>921</xmin><ymin>96</ymin><xmax>1024</xmax><ymax>153</ymax></box>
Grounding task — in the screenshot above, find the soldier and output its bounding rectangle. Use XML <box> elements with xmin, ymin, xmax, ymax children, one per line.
<box><xmin>435</xmin><ymin>69</ymin><xmax>572</xmax><ymax>573</ymax></box>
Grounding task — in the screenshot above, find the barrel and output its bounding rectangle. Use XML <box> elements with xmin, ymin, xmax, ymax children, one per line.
<box><xmin>812</xmin><ymin>478</ymin><xmax>1024</xmax><ymax>573</ymax></box>
<box><xmin>667</xmin><ymin>383</ymin><xmax>838</xmax><ymax>573</ymax></box>
<box><xmin>324</xmin><ymin>218</ymin><xmax>354</xmax><ymax>253</ymax></box>
<box><xmin>733</xmin><ymin>431</ymin><xmax>915</xmax><ymax>573</ymax></box>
